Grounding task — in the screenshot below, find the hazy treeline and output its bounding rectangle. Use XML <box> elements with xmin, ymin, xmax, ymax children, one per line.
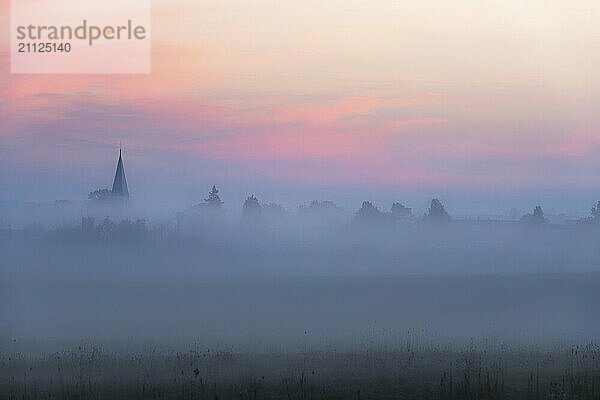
<box><xmin>2</xmin><ymin>187</ymin><xmax>600</xmax><ymax>354</ymax></box>
<box><xmin>3</xmin><ymin>185</ymin><xmax>600</xmax><ymax>241</ymax></box>
<box><xmin>2</xmin><ymin>191</ymin><xmax>600</xmax><ymax>280</ymax></box>
<box><xmin>4</xmin><ymin>183</ymin><xmax>600</xmax><ymax>228</ymax></box>
<box><xmin>2</xmin><ymin>187</ymin><xmax>600</xmax><ymax>277</ymax></box>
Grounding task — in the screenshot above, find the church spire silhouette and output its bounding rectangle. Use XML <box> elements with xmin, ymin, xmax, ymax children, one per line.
<box><xmin>111</xmin><ymin>146</ymin><xmax>129</xmax><ymax>198</ymax></box>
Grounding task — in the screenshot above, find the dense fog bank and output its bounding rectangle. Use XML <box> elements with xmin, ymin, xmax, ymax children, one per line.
<box><xmin>2</xmin><ymin>196</ymin><xmax>600</xmax><ymax>353</ymax></box>
<box><xmin>2</xmin><ymin>272</ymin><xmax>600</xmax><ymax>353</ymax></box>
<box><xmin>2</xmin><ymin>209</ymin><xmax>599</xmax><ymax>280</ymax></box>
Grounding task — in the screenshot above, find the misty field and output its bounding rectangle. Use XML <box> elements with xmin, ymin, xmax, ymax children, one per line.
<box><xmin>2</xmin><ymin>271</ymin><xmax>600</xmax><ymax>399</ymax></box>
<box><xmin>2</xmin><ymin>345</ymin><xmax>600</xmax><ymax>400</ymax></box>
<box><xmin>2</xmin><ymin>226</ymin><xmax>600</xmax><ymax>399</ymax></box>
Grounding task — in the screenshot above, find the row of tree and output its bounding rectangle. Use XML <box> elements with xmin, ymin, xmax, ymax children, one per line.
<box><xmin>88</xmin><ymin>183</ymin><xmax>600</xmax><ymax>227</ymax></box>
<box><xmin>78</xmin><ymin>216</ymin><xmax>148</xmax><ymax>241</ymax></box>
<box><xmin>193</xmin><ymin>186</ymin><xmax>600</xmax><ymax>226</ymax></box>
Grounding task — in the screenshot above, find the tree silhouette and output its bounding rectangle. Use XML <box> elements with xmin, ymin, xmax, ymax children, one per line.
<box><xmin>205</xmin><ymin>185</ymin><xmax>223</xmax><ymax>209</ymax></box>
<box><xmin>299</xmin><ymin>201</ymin><xmax>344</xmax><ymax>217</ymax></box>
<box><xmin>262</xmin><ymin>202</ymin><xmax>285</xmax><ymax>215</ymax></box>
<box><xmin>592</xmin><ymin>201</ymin><xmax>600</xmax><ymax>221</ymax></box>
<box><xmin>241</xmin><ymin>195</ymin><xmax>263</xmax><ymax>226</ymax></box>
<box><xmin>532</xmin><ymin>206</ymin><xmax>544</xmax><ymax>223</ymax></box>
<box><xmin>243</xmin><ymin>195</ymin><xmax>260</xmax><ymax>213</ymax></box>
<box><xmin>521</xmin><ymin>205</ymin><xmax>546</xmax><ymax>225</ymax></box>
<box><xmin>98</xmin><ymin>217</ymin><xmax>116</xmax><ymax>239</ymax></box>
<box><xmin>88</xmin><ymin>188</ymin><xmax>112</xmax><ymax>201</ymax></box>
<box><xmin>298</xmin><ymin>200</ymin><xmax>345</xmax><ymax>227</ymax></box>
<box><xmin>355</xmin><ymin>201</ymin><xmax>382</xmax><ymax>223</ymax></box>
<box><xmin>425</xmin><ymin>198</ymin><xmax>451</xmax><ymax>222</ymax></box>
<box><xmin>81</xmin><ymin>217</ymin><xmax>95</xmax><ymax>235</ymax></box>
<box><xmin>391</xmin><ymin>202</ymin><xmax>412</xmax><ymax>218</ymax></box>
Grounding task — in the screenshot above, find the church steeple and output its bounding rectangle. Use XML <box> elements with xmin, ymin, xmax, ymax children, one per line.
<box><xmin>111</xmin><ymin>147</ymin><xmax>129</xmax><ymax>197</ymax></box>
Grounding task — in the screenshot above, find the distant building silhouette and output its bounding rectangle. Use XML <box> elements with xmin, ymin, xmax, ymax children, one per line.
<box><xmin>88</xmin><ymin>148</ymin><xmax>130</xmax><ymax>202</ymax></box>
<box><xmin>111</xmin><ymin>148</ymin><xmax>129</xmax><ymax>198</ymax></box>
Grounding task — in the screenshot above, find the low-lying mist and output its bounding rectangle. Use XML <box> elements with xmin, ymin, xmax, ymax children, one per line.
<box><xmin>1</xmin><ymin>196</ymin><xmax>600</xmax><ymax>354</ymax></box>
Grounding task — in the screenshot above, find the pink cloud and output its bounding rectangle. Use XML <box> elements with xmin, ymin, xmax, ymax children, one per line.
<box><xmin>276</xmin><ymin>96</ymin><xmax>381</xmax><ymax>124</ymax></box>
<box><xmin>3</xmin><ymin>34</ymin><xmax>599</xmax><ymax>192</ymax></box>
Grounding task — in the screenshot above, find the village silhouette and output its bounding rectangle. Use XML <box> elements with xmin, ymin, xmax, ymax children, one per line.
<box><xmin>79</xmin><ymin>149</ymin><xmax>600</xmax><ymax>240</ymax></box>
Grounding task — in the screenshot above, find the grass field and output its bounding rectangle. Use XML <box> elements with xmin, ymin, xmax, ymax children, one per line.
<box><xmin>2</xmin><ymin>344</ymin><xmax>600</xmax><ymax>399</ymax></box>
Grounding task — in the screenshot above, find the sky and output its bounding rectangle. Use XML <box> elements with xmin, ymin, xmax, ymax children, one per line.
<box><xmin>1</xmin><ymin>0</ymin><xmax>600</xmax><ymax>216</ymax></box>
